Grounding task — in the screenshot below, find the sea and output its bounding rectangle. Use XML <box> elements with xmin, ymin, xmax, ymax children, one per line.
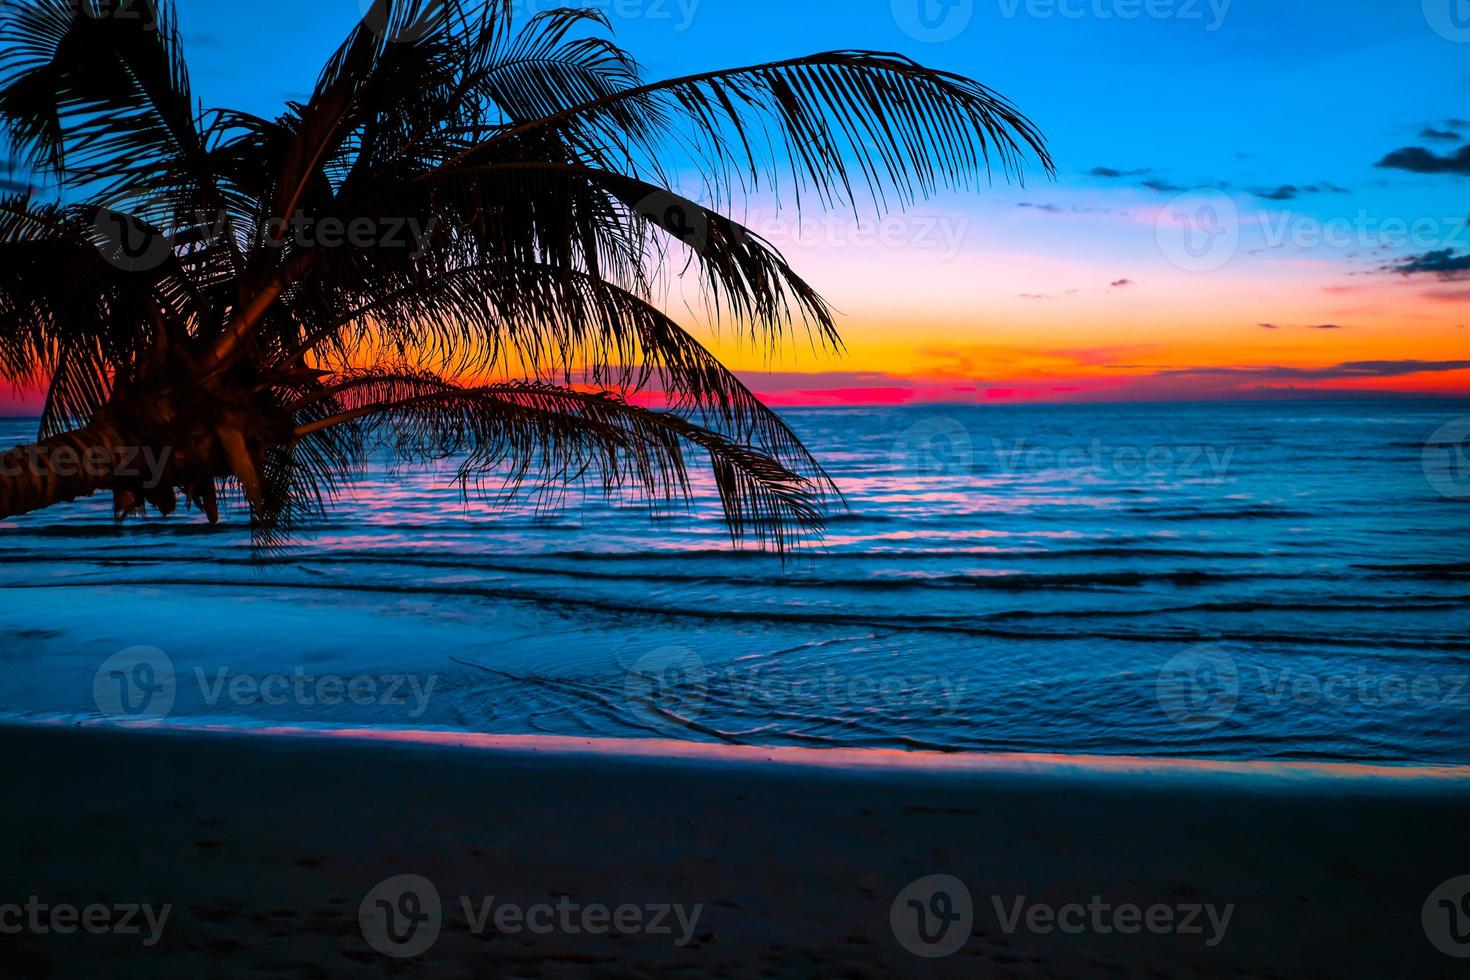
<box><xmin>1</xmin><ymin>400</ymin><xmax>1468</xmax><ymax>764</ymax></box>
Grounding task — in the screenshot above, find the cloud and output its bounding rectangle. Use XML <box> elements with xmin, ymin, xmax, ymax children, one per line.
<box><xmin>1110</xmin><ymin>279</ymin><xmax>1135</xmax><ymax>288</ymax></box>
<box><xmin>1251</xmin><ymin>182</ymin><xmax>1351</xmax><ymax>201</ymax></box>
<box><xmin>1375</xmin><ymin>145</ymin><xmax>1470</xmax><ymax>175</ymax></box>
<box><xmin>1388</xmin><ymin>249</ymin><xmax>1470</xmax><ymax>279</ymax></box>
<box><xmin>1160</xmin><ymin>360</ymin><xmax>1470</xmax><ymax>381</ymax></box>
<box><xmin>1259</xmin><ymin>323</ymin><xmax>1280</xmax><ymax>329</ymax></box>
<box><xmin>1089</xmin><ymin>166</ymin><xmax>1151</xmax><ymax>178</ymax></box>
<box><xmin>1422</xmin><ymin>289</ymin><xmax>1470</xmax><ymax>303</ymax></box>
<box><xmin>1255</xmin><ymin>185</ymin><xmax>1299</xmax><ymax>201</ymax></box>
<box><xmin>1140</xmin><ymin>178</ymin><xmax>1186</xmax><ymax>194</ymax></box>
<box><xmin>1421</xmin><ymin>127</ymin><xmax>1463</xmax><ymax>142</ymax></box>
<box><xmin>1311</xmin><ymin>323</ymin><xmax>1346</xmax><ymax>330</ymax></box>
<box><xmin>1018</xmin><ymin>202</ymin><xmax>1115</xmax><ymax>216</ymax></box>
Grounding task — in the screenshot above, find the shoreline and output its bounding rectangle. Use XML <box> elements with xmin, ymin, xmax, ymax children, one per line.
<box><xmin>12</xmin><ymin>717</ymin><xmax>1470</xmax><ymax>786</ymax></box>
<box><xmin>2</xmin><ymin>722</ymin><xmax>1467</xmax><ymax>976</ymax></box>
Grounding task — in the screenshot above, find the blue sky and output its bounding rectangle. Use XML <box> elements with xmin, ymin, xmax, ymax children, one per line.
<box><xmin>99</xmin><ymin>2</ymin><xmax>1470</xmax><ymax>399</ymax></box>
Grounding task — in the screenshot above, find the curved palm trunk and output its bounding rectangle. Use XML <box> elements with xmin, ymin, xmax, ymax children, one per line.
<box><xmin>0</xmin><ymin>425</ymin><xmax>125</xmax><ymax>521</ymax></box>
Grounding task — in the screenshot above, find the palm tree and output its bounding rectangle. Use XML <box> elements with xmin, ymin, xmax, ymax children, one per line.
<box><xmin>0</xmin><ymin>0</ymin><xmax>1049</xmax><ymax>550</ymax></box>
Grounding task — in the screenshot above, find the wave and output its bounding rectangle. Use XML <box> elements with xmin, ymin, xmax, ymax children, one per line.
<box><xmin>1127</xmin><ymin>505</ymin><xmax>1315</xmax><ymax>521</ymax></box>
<box><xmin>10</xmin><ymin>578</ymin><xmax>1470</xmax><ymax>651</ymax></box>
<box><xmin>0</xmin><ymin>550</ymin><xmax>1308</xmax><ymax>591</ymax></box>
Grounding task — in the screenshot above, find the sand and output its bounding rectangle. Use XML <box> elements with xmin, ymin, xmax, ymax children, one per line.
<box><xmin>2</xmin><ymin>722</ymin><xmax>1468</xmax><ymax>977</ymax></box>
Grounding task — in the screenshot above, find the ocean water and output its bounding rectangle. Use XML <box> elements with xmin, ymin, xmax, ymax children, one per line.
<box><xmin>1</xmin><ymin>401</ymin><xmax>1468</xmax><ymax>764</ymax></box>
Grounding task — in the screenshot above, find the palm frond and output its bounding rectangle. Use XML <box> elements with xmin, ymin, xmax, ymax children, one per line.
<box><xmin>293</xmin><ymin>372</ymin><xmax>828</xmax><ymax>551</ymax></box>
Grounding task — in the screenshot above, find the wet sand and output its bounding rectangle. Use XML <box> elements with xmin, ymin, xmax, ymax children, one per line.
<box><xmin>2</xmin><ymin>722</ymin><xmax>1468</xmax><ymax>977</ymax></box>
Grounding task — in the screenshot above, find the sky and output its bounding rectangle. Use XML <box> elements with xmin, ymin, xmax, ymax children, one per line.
<box><xmin>10</xmin><ymin>0</ymin><xmax>1470</xmax><ymax>405</ymax></box>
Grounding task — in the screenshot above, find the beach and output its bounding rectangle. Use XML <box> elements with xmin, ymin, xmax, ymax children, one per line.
<box><xmin>2</xmin><ymin>722</ymin><xmax>1467</xmax><ymax>977</ymax></box>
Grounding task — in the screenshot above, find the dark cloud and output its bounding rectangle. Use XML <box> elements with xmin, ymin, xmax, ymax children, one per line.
<box><xmin>1140</xmin><ymin>178</ymin><xmax>1185</xmax><ymax>194</ymax></box>
<box><xmin>1388</xmin><ymin>249</ymin><xmax>1470</xmax><ymax>279</ymax></box>
<box><xmin>1422</xmin><ymin>289</ymin><xmax>1470</xmax><ymax>303</ymax></box>
<box><xmin>1018</xmin><ymin>202</ymin><xmax>1115</xmax><ymax>216</ymax></box>
<box><xmin>1311</xmin><ymin>324</ymin><xmax>1346</xmax><ymax>330</ymax></box>
<box><xmin>1375</xmin><ymin>145</ymin><xmax>1470</xmax><ymax>175</ymax></box>
<box><xmin>1258</xmin><ymin>323</ymin><xmax>1280</xmax><ymax>329</ymax></box>
<box><xmin>1251</xmin><ymin>182</ymin><xmax>1351</xmax><ymax>201</ymax></box>
<box><xmin>1160</xmin><ymin>360</ymin><xmax>1470</xmax><ymax>381</ymax></box>
<box><xmin>1421</xmin><ymin>127</ymin><xmax>1463</xmax><ymax>142</ymax></box>
<box><xmin>1089</xmin><ymin>166</ymin><xmax>1151</xmax><ymax>178</ymax></box>
<box><xmin>1255</xmin><ymin>185</ymin><xmax>1299</xmax><ymax>201</ymax></box>
<box><xmin>1110</xmin><ymin>279</ymin><xmax>1135</xmax><ymax>288</ymax></box>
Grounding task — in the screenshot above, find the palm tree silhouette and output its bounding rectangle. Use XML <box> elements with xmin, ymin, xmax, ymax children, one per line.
<box><xmin>0</xmin><ymin>0</ymin><xmax>1049</xmax><ymax>549</ymax></box>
